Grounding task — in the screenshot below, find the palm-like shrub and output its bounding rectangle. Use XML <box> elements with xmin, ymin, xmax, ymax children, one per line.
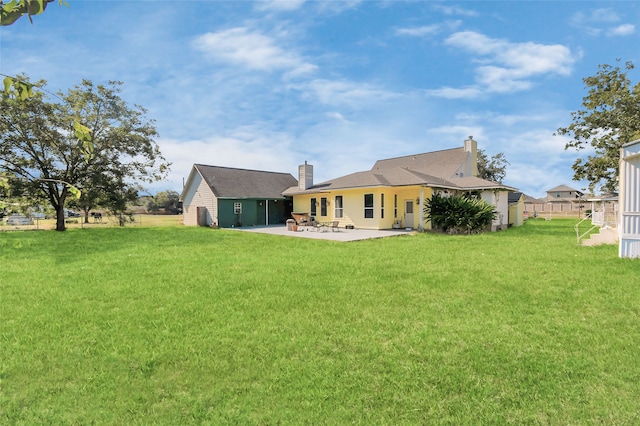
<box><xmin>424</xmin><ymin>193</ymin><xmax>497</xmax><ymax>234</ymax></box>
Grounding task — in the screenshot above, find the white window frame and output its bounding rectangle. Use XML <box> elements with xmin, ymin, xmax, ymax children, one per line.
<box><xmin>335</xmin><ymin>195</ymin><xmax>343</xmax><ymax>218</ymax></box>
<box><xmin>364</xmin><ymin>193</ymin><xmax>374</xmax><ymax>219</ymax></box>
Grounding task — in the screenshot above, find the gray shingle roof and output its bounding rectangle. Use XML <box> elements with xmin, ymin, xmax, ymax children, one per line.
<box><xmin>194</xmin><ymin>164</ymin><xmax>297</xmax><ymax>199</ymax></box>
<box><xmin>372</xmin><ymin>147</ymin><xmax>467</xmax><ymax>178</ymax></box>
<box><xmin>283</xmin><ymin>146</ymin><xmax>516</xmax><ymax>195</ymax></box>
<box><xmin>508</xmin><ymin>192</ymin><xmax>524</xmax><ymax>203</ymax></box>
<box><xmin>546</xmin><ymin>184</ymin><xmax>582</xmax><ymax>194</ymax></box>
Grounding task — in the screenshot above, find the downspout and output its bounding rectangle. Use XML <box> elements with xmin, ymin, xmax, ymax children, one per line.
<box><xmin>418</xmin><ymin>187</ymin><xmax>425</xmax><ymax>232</ymax></box>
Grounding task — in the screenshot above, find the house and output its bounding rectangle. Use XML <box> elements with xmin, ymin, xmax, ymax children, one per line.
<box><xmin>508</xmin><ymin>192</ymin><xmax>525</xmax><ymax>226</ymax></box>
<box><xmin>180</xmin><ymin>164</ymin><xmax>297</xmax><ymax>228</ymax></box>
<box><xmin>283</xmin><ymin>137</ymin><xmax>517</xmax><ymax>231</ymax></box>
<box><xmin>546</xmin><ymin>184</ymin><xmax>584</xmax><ymax>201</ymax></box>
<box><xmin>619</xmin><ymin>139</ymin><xmax>640</xmax><ymax>258</ymax></box>
<box><xmin>545</xmin><ymin>184</ymin><xmax>586</xmax><ymax>214</ymax></box>
<box><xmin>523</xmin><ymin>194</ymin><xmax>546</xmax><ymax>216</ymax></box>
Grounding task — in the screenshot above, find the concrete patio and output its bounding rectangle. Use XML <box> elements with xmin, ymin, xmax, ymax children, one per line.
<box><xmin>231</xmin><ymin>225</ymin><xmax>415</xmax><ymax>242</ymax></box>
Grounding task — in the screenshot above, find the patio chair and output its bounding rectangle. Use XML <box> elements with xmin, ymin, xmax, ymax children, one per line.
<box><xmin>292</xmin><ymin>213</ymin><xmax>311</xmax><ymax>229</ymax></box>
<box><xmin>330</xmin><ymin>221</ymin><xmax>339</xmax><ymax>232</ymax></box>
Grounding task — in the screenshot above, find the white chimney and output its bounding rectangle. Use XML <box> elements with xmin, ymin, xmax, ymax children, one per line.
<box><xmin>298</xmin><ymin>161</ymin><xmax>313</xmax><ymax>190</ymax></box>
<box><xmin>464</xmin><ymin>136</ymin><xmax>478</xmax><ymax>177</ymax></box>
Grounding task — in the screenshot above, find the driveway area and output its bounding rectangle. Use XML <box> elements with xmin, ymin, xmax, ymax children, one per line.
<box><xmin>231</xmin><ymin>225</ymin><xmax>415</xmax><ymax>242</ymax></box>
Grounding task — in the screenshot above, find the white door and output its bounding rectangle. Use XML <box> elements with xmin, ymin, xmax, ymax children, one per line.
<box><xmin>404</xmin><ymin>200</ymin><xmax>414</xmax><ymax>229</ymax></box>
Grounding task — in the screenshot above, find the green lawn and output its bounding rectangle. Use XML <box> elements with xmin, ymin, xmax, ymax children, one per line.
<box><xmin>1</xmin><ymin>220</ymin><xmax>639</xmax><ymax>424</ymax></box>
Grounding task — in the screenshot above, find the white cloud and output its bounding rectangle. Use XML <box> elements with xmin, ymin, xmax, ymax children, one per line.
<box><xmin>316</xmin><ymin>0</ymin><xmax>362</xmax><ymax>14</ymax></box>
<box><xmin>481</xmin><ymin>130</ymin><xmax>588</xmax><ymax>197</ymax></box>
<box><xmin>396</xmin><ymin>25</ymin><xmax>441</xmax><ymax>37</ymax></box>
<box><xmin>434</xmin><ymin>31</ymin><xmax>575</xmax><ymax>97</ymax></box>
<box><xmin>432</xmin><ymin>4</ymin><xmax>478</xmax><ymax>17</ymax></box>
<box><xmin>396</xmin><ymin>21</ymin><xmax>461</xmax><ymax>37</ymax></box>
<box><xmin>570</xmin><ymin>8</ymin><xmax>634</xmax><ymax>37</ymax></box>
<box><xmin>571</xmin><ymin>8</ymin><xmax>620</xmax><ymax>26</ymax></box>
<box><xmin>475</xmin><ymin>66</ymin><xmax>534</xmax><ymax>93</ymax></box>
<box><xmin>429</xmin><ymin>125</ymin><xmax>485</xmax><ymax>142</ymax></box>
<box><xmin>254</xmin><ymin>0</ymin><xmax>306</xmax><ymax>11</ymax></box>
<box><xmin>455</xmin><ymin>111</ymin><xmax>548</xmax><ymax>127</ymax></box>
<box><xmin>192</xmin><ymin>27</ymin><xmax>315</xmax><ymax>75</ymax></box>
<box><xmin>326</xmin><ymin>111</ymin><xmax>349</xmax><ymax>122</ymax></box>
<box><xmin>295</xmin><ymin>79</ymin><xmax>398</xmax><ymax>107</ymax></box>
<box><xmin>425</xmin><ymin>86</ymin><xmax>483</xmax><ymax>99</ymax></box>
<box><xmin>158</xmin><ymin>132</ymin><xmax>301</xmax><ymax>192</ymax></box>
<box><xmin>608</xmin><ymin>24</ymin><xmax>635</xmax><ymax>37</ymax></box>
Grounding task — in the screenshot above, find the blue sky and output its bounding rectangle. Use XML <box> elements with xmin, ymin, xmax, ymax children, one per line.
<box><xmin>2</xmin><ymin>0</ymin><xmax>639</xmax><ymax>198</ymax></box>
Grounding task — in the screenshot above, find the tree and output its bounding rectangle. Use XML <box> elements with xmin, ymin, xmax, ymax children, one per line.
<box><xmin>0</xmin><ymin>77</ymin><xmax>170</xmax><ymax>231</ymax></box>
<box><xmin>147</xmin><ymin>190</ymin><xmax>180</xmax><ymax>214</ymax></box>
<box><xmin>557</xmin><ymin>61</ymin><xmax>640</xmax><ymax>193</ymax></box>
<box><xmin>477</xmin><ymin>149</ymin><xmax>510</xmax><ymax>183</ymax></box>
<box><xmin>1</xmin><ymin>0</ymin><xmax>64</xmax><ymax>26</ymax></box>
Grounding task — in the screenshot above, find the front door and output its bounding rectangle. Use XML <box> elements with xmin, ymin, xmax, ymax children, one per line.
<box><xmin>197</xmin><ymin>206</ymin><xmax>208</xmax><ymax>226</ymax></box>
<box><xmin>404</xmin><ymin>200</ymin><xmax>414</xmax><ymax>229</ymax></box>
<box><xmin>257</xmin><ymin>201</ymin><xmax>266</xmax><ymax>226</ymax></box>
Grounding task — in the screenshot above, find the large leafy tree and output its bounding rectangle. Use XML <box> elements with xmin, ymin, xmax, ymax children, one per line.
<box><xmin>1</xmin><ymin>0</ymin><xmax>63</xmax><ymax>26</ymax></box>
<box><xmin>557</xmin><ymin>61</ymin><xmax>640</xmax><ymax>193</ymax></box>
<box><xmin>0</xmin><ymin>77</ymin><xmax>169</xmax><ymax>231</ymax></box>
<box><xmin>147</xmin><ymin>190</ymin><xmax>181</xmax><ymax>214</ymax></box>
<box><xmin>477</xmin><ymin>149</ymin><xmax>510</xmax><ymax>183</ymax></box>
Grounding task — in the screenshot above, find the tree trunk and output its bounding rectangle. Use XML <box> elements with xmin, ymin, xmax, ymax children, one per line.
<box><xmin>55</xmin><ymin>203</ymin><xmax>66</xmax><ymax>231</ymax></box>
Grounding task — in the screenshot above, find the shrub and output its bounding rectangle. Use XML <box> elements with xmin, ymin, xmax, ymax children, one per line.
<box><xmin>424</xmin><ymin>193</ymin><xmax>497</xmax><ymax>234</ymax></box>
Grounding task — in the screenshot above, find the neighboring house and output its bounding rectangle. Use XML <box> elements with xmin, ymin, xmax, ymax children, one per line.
<box><xmin>180</xmin><ymin>164</ymin><xmax>297</xmax><ymax>228</ymax></box>
<box><xmin>523</xmin><ymin>194</ymin><xmax>546</xmax><ymax>216</ymax></box>
<box><xmin>546</xmin><ymin>184</ymin><xmax>584</xmax><ymax>201</ymax></box>
<box><xmin>545</xmin><ymin>184</ymin><xmax>585</xmax><ymax>213</ymax></box>
<box><xmin>283</xmin><ymin>137</ymin><xmax>517</xmax><ymax>231</ymax></box>
<box><xmin>508</xmin><ymin>192</ymin><xmax>525</xmax><ymax>226</ymax></box>
<box><xmin>619</xmin><ymin>139</ymin><xmax>640</xmax><ymax>258</ymax></box>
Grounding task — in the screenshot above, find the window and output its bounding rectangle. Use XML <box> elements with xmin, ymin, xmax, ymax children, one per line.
<box><xmin>234</xmin><ymin>202</ymin><xmax>242</xmax><ymax>214</ymax></box>
<box><xmin>310</xmin><ymin>198</ymin><xmax>317</xmax><ymax>216</ymax></box>
<box><xmin>556</xmin><ymin>192</ymin><xmax>561</xmax><ymax>198</ymax></box>
<box><xmin>380</xmin><ymin>193</ymin><xmax>385</xmax><ymax>219</ymax></box>
<box><xmin>335</xmin><ymin>195</ymin><xmax>343</xmax><ymax>218</ymax></box>
<box><xmin>321</xmin><ymin>197</ymin><xmax>328</xmax><ymax>216</ymax></box>
<box><xmin>364</xmin><ymin>194</ymin><xmax>374</xmax><ymax>218</ymax></box>
<box><xmin>405</xmin><ymin>200</ymin><xmax>413</xmax><ymax>214</ymax></box>
<box><xmin>394</xmin><ymin>194</ymin><xmax>398</xmax><ymax>218</ymax></box>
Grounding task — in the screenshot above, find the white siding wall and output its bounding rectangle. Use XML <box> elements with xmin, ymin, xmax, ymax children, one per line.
<box><xmin>619</xmin><ymin>141</ymin><xmax>640</xmax><ymax>258</ymax></box>
<box><xmin>182</xmin><ymin>172</ymin><xmax>217</xmax><ymax>226</ymax></box>
<box><xmin>481</xmin><ymin>190</ymin><xmax>509</xmax><ymax>230</ymax></box>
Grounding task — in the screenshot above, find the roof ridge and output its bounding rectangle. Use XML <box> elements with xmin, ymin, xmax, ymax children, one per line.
<box><xmin>194</xmin><ymin>163</ymin><xmax>294</xmax><ymax>176</ymax></box>
<box><xmin>372</xmin><ymin>147</ymin><xmax>463</xmax><ymax>166</ymax></box>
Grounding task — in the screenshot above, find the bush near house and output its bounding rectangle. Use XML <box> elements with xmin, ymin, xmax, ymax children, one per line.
<box><xmin>424</xmin><ymin>193</ymin><xmax>497</xmax><ymax>234</ymax></box>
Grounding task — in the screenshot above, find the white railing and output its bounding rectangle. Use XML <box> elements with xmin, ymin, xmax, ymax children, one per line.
<box><xmin>575</xmin><ymin>213</ymin><xmax>599</xmax><ymax>245</ymax></box>
<box><xmin>591</xmin><ymin>211</ymin><xmax>605</xmax><ymax>225</ymax></box>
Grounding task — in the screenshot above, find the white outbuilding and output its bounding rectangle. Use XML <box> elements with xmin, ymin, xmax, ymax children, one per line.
<box><xmin>619</xmin><ymin>139</ymin><xmax>640</xmax><ymax>258</ymax></box>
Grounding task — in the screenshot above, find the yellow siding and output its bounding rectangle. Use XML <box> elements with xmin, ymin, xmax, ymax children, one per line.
<box><xmin>509</xmin><ymin>197</ymin><xmax>525</xmax><ymax>226</ymax></box>
<box><xmin>292</xmin><ymin>186</ymin><xmax>432</xmax><ymax>230</ymax></box>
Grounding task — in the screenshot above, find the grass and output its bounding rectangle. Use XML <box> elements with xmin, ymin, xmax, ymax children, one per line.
<box><xmin>0</xmin><ymin>213</ymin><xmax>182</xmax><ymax>231</ymax></box>
<box><xmin>1</xmin><ymin>219</ymin><xmax>640</xmax><ymax>424</ymax></box>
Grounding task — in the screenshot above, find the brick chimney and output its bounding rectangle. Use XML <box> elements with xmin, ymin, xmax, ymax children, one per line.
<box><xmin>298</xmin><ymin>161</ymin><xmax>313</xmax><ymax>190</ymax></box>
<box><xmin>464</xmin><ymin>136</ymin><xmax>478</xmax><ymax>177</ymax></box>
